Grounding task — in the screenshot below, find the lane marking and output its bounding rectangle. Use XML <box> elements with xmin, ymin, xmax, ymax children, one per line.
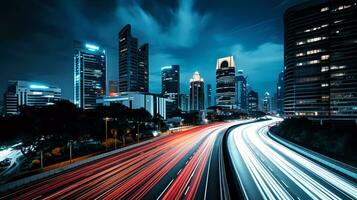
<box><xmin>156</xmin><ymin>179</ymin><xmax>174</xmax><ymax>200</ymax></box>
<box><xmin>177</xmin><ymin>169</ymin><xmax>182</xmax><ymax>175</ymax></box>
<box><xmin>184</xmin><ymin>186</ymin><xmax>190</xmax><ymax>196</ymax></box>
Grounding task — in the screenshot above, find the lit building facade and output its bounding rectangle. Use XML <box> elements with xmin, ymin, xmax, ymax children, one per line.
<box><xmin>190</xmin><ymin>72</ymin><xmax>205</xmax><ymax>111</ymax></box>
<box><xmin>4</xmin><ymin>80</ymin><xmax>61</xmax><ymax>115</ymax></box>
<box><xmin>109</xmin><ymin>80</ymin><xmax>119</xmax><ymax>97</ymax></box>
<box><xmin>206</xmin><ymin>84</ymin><xmax>212</xmax><ymax>108</ymax></box>
<box><xmin>161</xmin><ymin>65</ymin><xmax>180</xmax><ymax>107</ymax></box>
<box><xmin>179</xmin><ymin>94</ymin><xmax>190</xmax><ymax>112</ymax></box>
<box><xmin>236</xmin><ymin>70</ymin><xmax>247</xmax><ymax>111</ymax></box>
<box><xmin>73</xmin><ymin>40</ymin><xmax>106</xmax><ymax>110</ymax></box>
<box><xmin>97</xmin><ymin>92</ymin><xmax>169</xmax><ymax>119</ymax></box>
<box><xmin>118</xmin><ymin>24</ymin><xmax>149</xmax><ymax>93</ymax></box>
<box><xmin>284</xmin><ymin>1</ymin><xmax>357</xmax><ymax>120</ymax></box>
<box><xmin>248</xmin><ymin>90</ymin><xmax>259</xmax><ymax>113</ymax></box>
<box><xmin>276</xmin><ymin>72</ymin><xmax>284</xmax><ymax>115</ymax></box>
<box><xmin>216</xmin><ymin>56</ymin><xmax>236</xmax><ymax>108</ymax></box>
<box><xmin>263</xmin><ymin>92</ymin><xmax>271</xmax><ymax>113</ymax></box>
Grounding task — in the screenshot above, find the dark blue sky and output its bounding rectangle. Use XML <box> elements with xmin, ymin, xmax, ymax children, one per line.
<box><xmin>0</xmin><ymin>0</ymin><xmax>304</xmax><ymax>101</ymax></box>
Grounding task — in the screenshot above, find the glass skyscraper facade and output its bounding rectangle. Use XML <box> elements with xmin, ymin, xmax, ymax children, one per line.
<box><xmin>284</xmin><ymin>0</ymin><xmax>357</xmax><ymax>120</ymax></box>
<box><xmin>73</xmin><ymin>40</ymin><xmax>106</xmax><ymax>110</ymax></box>
<box><xmin>248</xmin><ymin>90</ymin><xmax>259</xmax><ymax>113</ymax></box>
<box><xmin>190</xmin><ymin>72</ymin><xmax>205</xmax><ymax>111</ymax></box>
<box><xmin>216</xmin><ymin>56</ymin><xmax>236</xmax><ymax>108</ymax></box>
<box><xmin>118</xmin><ymin>24</ymin><xmax>149</xmax><ymax>93</ymax></box>
<box><xmin>236</xmin><ymin>70</ymin><xmax>247</xmax><ymax>111</ymax></box>
<box><xmin>161</xmin><ymin>65</ymin><xmax>180</xmax><ymax>117</ymax></box>
<box><xmin>4</xmin><ymin>80</ymin><xmax>61</xmax><ymax>115</ymax></box>
<box><xmin>206</xmin><ymin>84</ymin><xmax>212</xmax><ymax>108</ymax></box>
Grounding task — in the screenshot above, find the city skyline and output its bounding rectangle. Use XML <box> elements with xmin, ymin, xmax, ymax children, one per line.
<box><xmin>0</xmin><ymin>0</ymin><xmax>303</xmax><ymax>101</ymax></box>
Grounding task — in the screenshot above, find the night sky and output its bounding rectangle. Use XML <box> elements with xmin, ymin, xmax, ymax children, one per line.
<box><xmin>0</xmin><ymin>0</ymin><xmax>304</xmax><ymax>101</ymax></box>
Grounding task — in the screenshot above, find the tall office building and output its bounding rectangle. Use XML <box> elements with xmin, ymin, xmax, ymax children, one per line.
<box><xmin>73</xmin><ymin>40</ymin><xmax>106</xmax><ymax>109</ymax></box>
<box><xmin>4</xmin><ymin>80</ymin><xmax>61</xmax><ymax>115</ymax></box>
<box><xmin>190</xmin><ymin>72</ymin><xmax>205</xmax><ymax>111</ymax></box>
<box><xmin>284</xmin><ymin>1</ymin><xmax>357</xmax><ymax>120</ymax></box>
<box><xmin>263</xmin><ymin>92</ymin><xmax>271</xmax><ymax>113</ymax></box>
<box><xmin>248</xmin><ymin>90</ymin><xmax>259</xmax><ymax>113</ymax></box>
<box><xmin>118</xmin><ymin>24</ymin><xmax>149</xmax><ymax>93</ymax></box>
<box><xmin>161</xmin><ymin>65</ymin><xmax>180</xmax><ymax>107</ymax></box>
<box><xmin>236</xmin><ymin>70</ymin><xmax>247</xmax><ymax>111</ymax></box>
<box><xmin>138</xmin><ymin>43</ymin><xmax>149</xmax><ymax>92</ymax></box>
<box><xmin>206</xmin><ymin>84</ymin><xmax>212</xmax><ymax>108</ymax></box>
<box><xmin>216</xmin><ymin>56</ymin><xmax>236</xmax><ymax>108</ymax></box>
<box><xmin>179</xmin><ymin>94</ymin><xmax>190</xmax><ymax>112</ymax></box>
<box><xmin>276</xmin><ymin>72</ymin><xmax>284</xmax><ymax>115</ymax></box>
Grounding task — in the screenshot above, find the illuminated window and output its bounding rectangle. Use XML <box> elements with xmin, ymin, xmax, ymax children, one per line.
<box><xmin>321</xmin><ymin>55</ymin><xmax>330</xmax><ymax>60</ymax></box>
<box><xmin>321</xmin><ymin>66</ymin><xmax>329</xmax><ymax>72</ymax></box>
<box><xmin>321</xmin><ymin>7</ymin><xmax>329</xmax><ymax>12</ymax></box>
<box><xmin>321</xmin><ymin>83</ymin><xmax>329</xmax><ymax>87</ymax></box>
<box><xmin>307</xmin><ymin>60</ymin><xmax>320</xmax><ymax>65</ymax></box>
<box><xmin>307</xmin><ymin>49</ymin><xmax>322</xmax><ymax>55</ymax></box>
<box><xmin>296</xmin><ymin>53</ymin><xmax>304</xmax><ymax>57</ymax></box>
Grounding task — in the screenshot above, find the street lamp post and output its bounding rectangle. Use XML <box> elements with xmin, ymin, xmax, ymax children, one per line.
<box><xmin>103</xmin><ymin>117</ymin><xmax>112</xmax><ymax>151</ymax></box>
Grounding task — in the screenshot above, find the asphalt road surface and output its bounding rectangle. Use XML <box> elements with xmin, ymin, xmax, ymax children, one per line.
<box><xmin>227</xmin><ymin>118</ymin><xmax>357</xmax><ymax>200</ymax></box>
<box><xmin>0</xmin><ymin>121</ymin><xmax>242</xmax><ymax>200</ymax></box>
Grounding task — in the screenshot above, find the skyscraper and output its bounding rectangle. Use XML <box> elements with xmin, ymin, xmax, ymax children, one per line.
<box><xmin>216</xmin><ymin>56</ymin><xmax>236</xmax><ymax>108</ymax></box>
<box><xmin>284</xmin><ymin>1</ymin><xmax>357</xmax><ymax>120</ymax></box>
<box><xmin>73</xmin><ymin>40</ymin><xmax>106</xmax><ymax>109</ymax></box>
<box><xmin>179</xmin><ymin>94</ymin><xmax>190</xmax><ymax>112</ymax></box>
<box><xmin>190</xmin><ymin>72</ymin><xmax>205</xmax><ymax>111</ymax></box>
<box><xmin>206</xmin><ymin>84</ymin><xmax>212</xmax><ymax>108</ymax></box>
<box><xmin>161</xmin><ymin>65</ymin><xmax>180</xmax><ymax>107</ymax></box>
<box><xmin>236</xmin><ymin>70</ymin><xmax>247</xmax><ymax>111</ymax></box>
<box><xmin>109</xmin><ymin>80</ymin><xmax>119</xmax><ymax>97</ymax></box>
<box><xmin>138</xmin><ymin>43</ymin><xmax>149</xmax><ymax>92</ymax></box>
<box><xmin>276</xmin><ymin>72</ymin><xmax>284</xmax><ymax>115</ymax></box>
<box><xmin>263</xmin><ymin>92</ymin><xmax>271</xmax><ymax>113</ymax></box>
<box><xmin>118</xmin><ymin>24</ymin><xmax>149</xmax><ymax>93</ymax></box>
<box><xmin>161</xmin><ymin>65</ymin><xmax>180</xmax><ymax>117</ymax></box>
<box><xmin>4</xmin><ymin>80</ymin><xmax>61</xmax><ymax>115</ymax></box>
<box><xmin>248</xmin><ymin>90</ymin><xmax>259</xmax><ymax>113</ymax></box>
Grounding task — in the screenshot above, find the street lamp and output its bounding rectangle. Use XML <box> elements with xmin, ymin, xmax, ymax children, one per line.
<box><xmin>103</xmin><ymin>117</ymin><xmax>112</xmax><ymax>151</ymax></box>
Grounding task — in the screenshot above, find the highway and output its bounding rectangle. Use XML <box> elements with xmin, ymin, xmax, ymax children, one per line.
<box><xmin>227</xmin><ymin>118</ymin><xmax>357</xmax><ymax>200</ymax></box>
<box><xmin>0</xmin><ymin>122</ymin><xmax>240</xmax><ymax>200</ymax></box>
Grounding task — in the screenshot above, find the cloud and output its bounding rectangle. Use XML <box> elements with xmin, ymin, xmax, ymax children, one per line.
<box><xmin>232</xmin><ymin>42</ymin><xmax>284</xmax><ymax>95</ymax></box>
<box><xmin>115</xmin><ymin>0</ymin><xmax>209</xmax><ymax>49</ymax></box>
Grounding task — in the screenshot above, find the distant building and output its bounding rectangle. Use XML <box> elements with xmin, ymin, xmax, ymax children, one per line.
<box><xmin>206</xmin><ymin>84</ymin><xmax>212</xmax><ymax>108</ymax></box>
<box><xmin>179</xmin><ymin>94</ymin><xmax>190</xmax><ymax>112</ymax></box>
<box><xmin>97</xmin><ymin>92</ymin><xmax>169</xmax><ymax>119</ymax></box>
<box><xmin>276</xmin><ymin>72</ymin><xmax>284</xmax><ymax>115</ymax></box>
<box><xmin>190</xmin><ymin>72</ymin><xmax>205</xmax><ymax>111</ymax></box>
<box><xmin>263</xmin><ymin>92</ymin><xmax>271</xmax><ymax>113</ymax></box>
<box><xmin>118</xmin><ymin>24</ymin><xmax>149</xmax><ymax>93</ymax></box>
<box><xmin>4</xmin><ymin>80</ymin><xmax>61</xmax><ymax>115</ymax></box>
<box><xmin>216</xmin><ymin>56</ymin><xmax>236</xmax><ymax>108</ymax></box>
<box><xmin>248</xmin><ymin>90</ymin><xmax>259</xmax><ymax>113</ymax></box>
<box><xmin>236</xmin><ymin>70</ymin><xmax>247</xmax><ymax>111</ymax></box>
<box><xmin>73</xmin><ymin>40</ymin><xmax>106</xmax><ymax>110</ymax></box>
<box><xmin>284</xmin><ymin>1</ymin><xmax>357</xmax><ymax>120</ymax></box>
<box><xmin>109</xmin><ymin>80</ymin><xmax>119</xmax><ymax>97</ymax></box>
<box><xmin>161</xmin><ymin>65</ymin><xmax>180</xmax><ymax>117</ymax></box>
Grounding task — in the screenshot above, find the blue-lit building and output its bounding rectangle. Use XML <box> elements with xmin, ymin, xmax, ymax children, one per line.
<box><xmin>236</xmin><ymin>70</ymin><xmax>247</xmax><ymax>111</ymax></box>
<box><xmin>73</xmin><ymin>40</ymin><xmax>106</xmax><ymax>109</ymax></box>
<box><xmin>161</xmin><ymin>65</ymin><xmax>180</xmax><ymax>117</ymax></box>
<box><xmin>4</xmin><ymin>80</ymin><xmax>61</xmax><ymax>115</ymax></box>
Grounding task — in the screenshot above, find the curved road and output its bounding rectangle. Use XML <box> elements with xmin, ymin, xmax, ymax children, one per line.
<box><xmin>227</xmin><ymin>118</ymin><xmax>357</xmax><ymax>200</ymax></box>
<box><xmin>0</xmin><ymin>121</ymin><xmax>244</xmax><ymax>200</ymax></box>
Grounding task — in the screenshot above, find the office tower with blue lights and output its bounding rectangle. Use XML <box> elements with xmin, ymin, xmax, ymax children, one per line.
<box><xmin>248</xmin><ymin>90</ymin><xmax>259</xmax><ymax>113</ymax></box>
<box><xmin>216</xmin><ymin>56</ymin><xmax>236</xmax><ymax>109</ymax></box>
<box><xmin>284</xmin><ymin>1</ymin><xmax>357</xmax><ymax>120</ymax></box>
<box><xmin>276</xmin><ymin>71</ymin><xmax>284</xmax><ymax>115</ymax></box>
<box><xmin>73</xmin><ymin>40</ymin><xmax>106</xmax><ymax>109</ymax></box>
<box><xmin>190</xmin><ymin>72</ymin><xmax>205</xmax><ymax>111</ymax></box>
<box><xmin>118</xmin><ymin>24</ymin><xmax>149</xmax><ymax>93</ymax></box>
<box><xmin>161</xmin><ymin>65</ymin><xmax>180</xmax><ymax>117</ymax></box>
<box><xmin>206</xmin><ymin>84</ymin><xmax>212</xmax><ymax>108</ymax></box>
<box><xmin>4</xmin><ymin>80</ymin><xmax>61</xmax><ymax>115</ymax></box>
<box><xmin>236</xmin><ymin>70</ymin><xmax>247</xmax><ymax>111</ymax></box>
